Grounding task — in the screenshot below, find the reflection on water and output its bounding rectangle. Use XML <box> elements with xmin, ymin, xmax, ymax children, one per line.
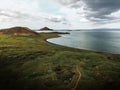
<box><xmin>47</xmin><ymin>30</ymin><xmax>120</xmax><ymax>54</ymax></box>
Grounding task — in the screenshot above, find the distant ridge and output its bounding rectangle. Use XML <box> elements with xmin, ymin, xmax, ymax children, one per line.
<box><xmin>0</xmin><ymin>27</ymin><xmax>38</xmax><ymax>36</ymax></box>
<box><xmin>40</xmin><ymin>27</ymin><xmax>53</xmax><ymax>30</ymax></box>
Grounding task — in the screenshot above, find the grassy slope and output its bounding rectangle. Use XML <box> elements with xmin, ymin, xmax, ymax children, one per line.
<box><xmin>0</xmin><ymin>33</ymin><xmax>120</xmax><ymax>90</ymax></box>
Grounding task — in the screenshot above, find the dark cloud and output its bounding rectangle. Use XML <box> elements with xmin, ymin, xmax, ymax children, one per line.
<box><xmin>83</xmin><ymin>0</ymin><xmax>120</xmax><ymax>21</ymax></box>
<box><xmin>58</xmin><ymin>0</ymin><xmax>120</xmax><ymax>22</ymax></box>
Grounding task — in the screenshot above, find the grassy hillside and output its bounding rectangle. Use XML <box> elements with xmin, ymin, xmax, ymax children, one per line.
<box><xmin>0</xmin><ymin>27</ymin><xmax>38</xmax><ymax>36</ymax></box>
<box><xmin>0</xmin><ymin>33</ymin><xmax>120</xmax><ymax>90</ymax></box>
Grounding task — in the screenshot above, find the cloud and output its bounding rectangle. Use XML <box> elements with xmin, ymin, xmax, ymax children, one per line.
<box><xmin>0</xmin><ymin>0</ymin><xmax>68</xmax><ymax>29</ymax></box>
<box><xmin>0</xmin><ymin>9</ymin><xmax>65</xmax><ymax>23</ymax></box>
<box><xmin>83</xmin><ymin>0</ymin><xmax>120</xmax><ymax>21</ymax></box>
<box><xmin>57</xmin><ymin>0</ymin><xmax>120</xmax><ymax>23</ymax></box>
<box><xmin>0</xmin><ymin>0</ymin><xmax>120</xmax><ymax>29</ymax></box>
<box><xmin>57</xmin><ymin>0</ymin><xmax>80</xmax><ymax>5</ymax></box>
<box><xmin>0</xmin><ymin>8</ymin><xmax>68</xmax><ymax>29</ymax></box>
<box><xmin>0</xmin><ymin>10</ymin><xmax>31</xmax><ymax>21</ymax></box>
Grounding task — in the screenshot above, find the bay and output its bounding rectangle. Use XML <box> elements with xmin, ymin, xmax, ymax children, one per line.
<box><xmin>47</xmin><ymin>30</ymin><xmax>120</xmax><ymax>54</ymax></box>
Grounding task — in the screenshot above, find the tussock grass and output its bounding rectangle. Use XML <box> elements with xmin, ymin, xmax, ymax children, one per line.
<box><xmin>0</xmin><ymin>33</ymin><xmax>120</xmax><ymax>90</ymax></box>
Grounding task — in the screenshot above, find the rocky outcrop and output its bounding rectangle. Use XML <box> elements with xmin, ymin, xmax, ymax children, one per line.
<box><xmin>40</xmin><ymin>27</ymin><xmax>53</xmax><ymax>30</ymax></box>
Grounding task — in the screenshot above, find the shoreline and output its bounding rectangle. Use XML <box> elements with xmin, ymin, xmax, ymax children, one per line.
<box><xmin>43</xmin><ymin>32</ymin><xmax>119</xmax><ymax>55</ymax></box>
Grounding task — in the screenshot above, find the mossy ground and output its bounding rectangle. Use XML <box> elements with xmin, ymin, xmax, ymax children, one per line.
<box><xmin>0</xmin><ymin>33</ymin><xmax>120</xmax><ymax>90</ymax></box>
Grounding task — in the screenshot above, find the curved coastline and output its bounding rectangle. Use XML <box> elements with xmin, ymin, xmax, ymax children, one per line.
<box><xmin>45</xmin><ymin>33</ymin><xmax>119</xmax><ymax>55</ymax></box>
<box><xmin>43</xmin><ymin>32</ymin><xmax>92</xmax><ymax>52</ymax></box>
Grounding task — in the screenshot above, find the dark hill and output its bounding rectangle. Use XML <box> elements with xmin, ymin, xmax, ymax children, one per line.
<box><xmin>40</xmin><ymin>27</ymin><xmax>53</xmax><ymax>30</ymax></box>
<box><xmin>0</xmin><ymin>27</ymin><xmax>38</xmax><ymax>36</ymax></box>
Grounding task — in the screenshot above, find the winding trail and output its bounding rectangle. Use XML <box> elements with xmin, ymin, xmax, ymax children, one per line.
<box><xmin>72</xmin><ymin>65</ymin><xmax>81</xmax><ymax>90</ymax></box>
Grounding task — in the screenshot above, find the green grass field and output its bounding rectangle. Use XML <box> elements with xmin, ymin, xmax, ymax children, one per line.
<box><xmin>0</xmin><ymin>33</ymin><xmax>120</xmax><ymax>90</ymax></box>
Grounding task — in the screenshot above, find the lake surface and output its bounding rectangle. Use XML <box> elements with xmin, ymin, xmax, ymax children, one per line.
<box><xmin>47</xmin><ymin>30</ymin><xmax>120</xmax><ymax>54</ymax></box>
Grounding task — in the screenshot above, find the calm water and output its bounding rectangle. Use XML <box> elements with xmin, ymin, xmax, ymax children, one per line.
<box><xmin>47</xmin><ymin>30</ymin><xmax>120</xmax><ymax>54</ymax></box>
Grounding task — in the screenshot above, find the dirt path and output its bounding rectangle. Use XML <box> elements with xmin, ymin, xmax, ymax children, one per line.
<box><xmin>72</xmin><ymin>65</ymin><xmax>81</xmax><ymax>90</ymax></box>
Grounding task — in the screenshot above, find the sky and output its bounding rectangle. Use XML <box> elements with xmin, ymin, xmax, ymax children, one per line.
<box><xmin>0</xmin><ymin>0</ymin><xmax>120</xmax><ymax>29</ymax></box>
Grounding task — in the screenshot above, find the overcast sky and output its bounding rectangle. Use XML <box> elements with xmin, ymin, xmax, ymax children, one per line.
<box><xmin>0</xmin><ymin>0</ymin><xmax>120</xmax><ymax>29</ymax></box>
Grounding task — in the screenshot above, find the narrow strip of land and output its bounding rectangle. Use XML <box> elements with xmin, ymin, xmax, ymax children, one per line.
<box><xmin>72</xmin><ymin>65</ymin><xmax>81</xmax><ymax>90</ymax></box>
